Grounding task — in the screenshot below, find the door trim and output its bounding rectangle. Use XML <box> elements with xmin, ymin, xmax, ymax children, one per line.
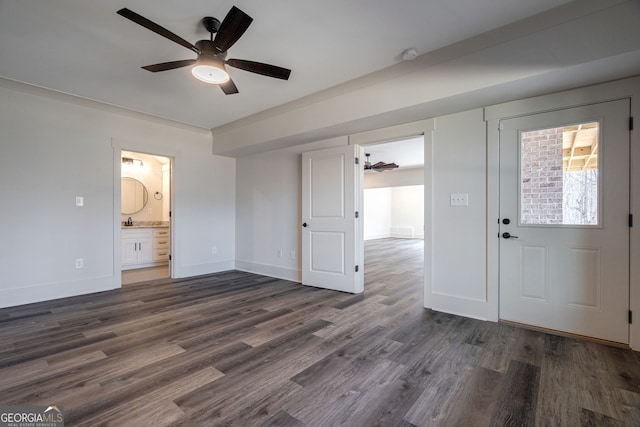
<box><xmin>112</xmin><ymin>138</ymin><xmax>178</xmax><ymax>286</ymax></box>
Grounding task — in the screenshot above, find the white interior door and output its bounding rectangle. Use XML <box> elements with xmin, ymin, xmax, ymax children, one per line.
<box><xmin>302</xmin><ymin>145</ymin><xmax>364</xmax><ymax>293</ymax></box>
<box><xmin>499</xmin><ymin>99</ymin><xmax>630</xmax><ymax>344</ymax></box>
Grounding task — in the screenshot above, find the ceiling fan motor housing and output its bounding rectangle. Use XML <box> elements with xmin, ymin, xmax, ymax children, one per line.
<box><xmin>195</xmin><ymin>40</ymin><xmax>227</xmax><ymax>58</ymax></box>
<box><xmin>202</xmin><ymin>16</ymin><xmax>221</xmax><ymax>34</ymax></box>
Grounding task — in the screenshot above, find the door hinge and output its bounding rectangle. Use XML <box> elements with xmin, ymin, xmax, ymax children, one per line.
<box><xmin>169</xmin><ymin>211</ymin><xmax>172</xmax><ymax>217</ymax></box>
<box><xmin>355</xmin><ymin>265</ymin><xmax>359</xmax><ymax>272</ymax></box>
<box><xmin>169</xmin><ymin>254</ymin><xmax>172</xmax><ymax>261</ymax></box>
<box><xmin>355</xmin><ymin>157</ymin><xmax>360</xmax><ymax>165</ymax></box>
<box><xmin>355</xmin><ymin>211</ymin><xmax>359</xmax><ymax>218</ymax></box>
<box><xmin>498</xmin><ymin>122</ymin><xmax>504</xmax><ymax>131</ymax></box>
<box><xmin>630</xmin><ymin>214</ymin><xmax>634</xmax><ymax>227</ymax></box>
<box><xmin>630</xmin><ymin>117</ymin><xmax>634</xmax><ymax>131</ymax></box>
<box><xmin>629</xmin><ymin>310</ymin><xmax>633</xmax><ymax>324</ymax></box>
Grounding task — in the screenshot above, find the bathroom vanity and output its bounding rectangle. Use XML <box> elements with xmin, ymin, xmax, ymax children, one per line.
<box><xmin>121</xmin><ymin>225</ymin><xmax>170</xmax><ymax>270</ymax></box>
<box><xmin>121</xmin><ymin>173</ymin><xmax>171</xmax><ymax>270</ymax></box>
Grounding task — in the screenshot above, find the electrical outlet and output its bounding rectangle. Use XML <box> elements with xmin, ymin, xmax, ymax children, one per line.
<box><xmin>211</xmin><ymin>246</ymin><xmax>217</xmax><ymax>255</ymax></box>
<box><xmin>277</xmin><ymin>249</ymin><xmax>283</xmax><ymax>259</ymax></box>
<box><xmin>75</xmin><ymin>258</ymin><xmax>84</xmax><ymax>269</ymax></box>
<box><xmin>450</xmin><ymin>193</ymin><xmax>469</xmax><ymax>207</ymax></box>
<box><xmin>75</xmin><ymin>196</ymin><xmax>84</xmax><ymax>207</ymax></box>
<box><xmin>290</xmin><ymin>250</ymin><xmax>296</xmax><ymax>260</ymax></box>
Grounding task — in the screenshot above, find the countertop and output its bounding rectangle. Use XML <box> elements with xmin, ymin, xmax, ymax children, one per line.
<box><xmin>121</xmin><ymin>221</ymin><xmax>169</xmax><ymax>229</ymax></box>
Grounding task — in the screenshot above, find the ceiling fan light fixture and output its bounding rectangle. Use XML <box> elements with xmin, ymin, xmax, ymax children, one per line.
<box><xmin>118</xmin><ymin>7</ymin><xmax>291</xmax><ymax>94</ymax></box>
<box><xmin>191</xmin><ymin>56</ymin><xmax>229</xmax><ymax>84</ymax></box>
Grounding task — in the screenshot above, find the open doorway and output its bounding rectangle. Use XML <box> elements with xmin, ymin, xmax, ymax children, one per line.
<box><xmin>120</xmin><ymin>150</ymin><xmax>172</xmax><ymax>284</ymax></box>
<box><xmin>362</xmin><ymin>136</ymin><xmax>425</xmax><ymax>295</ymax></box>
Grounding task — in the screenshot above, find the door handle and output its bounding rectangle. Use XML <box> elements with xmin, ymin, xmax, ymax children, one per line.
<box><xmin>502</xmin><ymin>232</ymin><xmax>518</xmax><ymax>239</ymax></box>
<box><xmin>302</xmin><ymin>222</ymin><xmax>308</xmax><ymax>228</ymax></box>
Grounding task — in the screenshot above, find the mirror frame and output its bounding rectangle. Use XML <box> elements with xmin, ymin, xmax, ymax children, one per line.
<box><xmin>121</xmin><ymin>177</ymin><xmax>149</xmax><ymax>215</ymax></box>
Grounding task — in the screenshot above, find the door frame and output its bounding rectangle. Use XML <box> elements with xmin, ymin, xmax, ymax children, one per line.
<box><xmin>485</xmin><ymin>77</ymin><xmax>640</xmax><ymax>349</ymax></box>
<box><xmin>349</xmin><ymin>119</ymin><xmax>433</xmax><ymax>306</ymax></box>
<box><xmin>112</xmin><ymin>138</ymin><xmax>177</xmax><ymax>285</ymax></box>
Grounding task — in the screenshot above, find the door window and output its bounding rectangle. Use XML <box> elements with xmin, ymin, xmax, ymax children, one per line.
<box><xmin>520</xmin><ymin>121</ymin><xmax>600</xmax><ymax>226</ymax></box>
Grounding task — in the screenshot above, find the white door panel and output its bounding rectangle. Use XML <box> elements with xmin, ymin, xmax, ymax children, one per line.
<box><xmin>310</xmin><ymin>232</ymin><xmax>345</xmax><ymax>274</ymax></box>
<box><xmin>499</xmin><ymin>100</ymin><xmax>630</xmax><ymax>343</ymax></box>
<box><xmin>302</xmin><ymin>145</ymin><xmax>364</xmax><ymax>293</ymax></box>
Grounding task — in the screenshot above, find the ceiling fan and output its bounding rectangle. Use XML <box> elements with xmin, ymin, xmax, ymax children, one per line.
<box><xmin>117</xmin><ymin>6</ymin><xmax>291</xmax><ymax>95</ymax></box>
<box><xmin>364</xmin><ymin>153</ymin><xmax>399</xmax><ymax>172</ymax></box>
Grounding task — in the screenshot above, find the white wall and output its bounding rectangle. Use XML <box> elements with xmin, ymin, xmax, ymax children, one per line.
<box><xmin>427</xmin><ymin>109</ymin><xmax>489</xmax><ymax>319</ymax></box>
<box><xmin>391</xmin><ymin>186</ymin><xmax>424</xmax><ymax>239</ymax></box>
<box><xmin>0</xmin><ymin>80</ymin><xmax>235</xmax><ymax>308</ymax></box>
<box><xmin>364</xmin><ymin>188</ymin><xmax>392</xmax><ymax>240</ymax></box>
<box><xmin>235</xmin><ymin>137</ymin><xmax>348</xmax><ymax>281</ymax></box>
<box><xmin>364</xmin><ymin>186</ymin><xmax>424</xmax><ymax>240</ymax></box>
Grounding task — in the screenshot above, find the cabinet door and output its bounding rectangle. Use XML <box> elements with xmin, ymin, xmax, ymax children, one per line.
<box><xmin>137</xmin><ymin>237</ymin><xmax>154</xmax><ymax>264</ymax></box>
<box><xmin>122</xmin><ymin>238</ymin><xmax>139</xmax><ymax>265</ymax></box>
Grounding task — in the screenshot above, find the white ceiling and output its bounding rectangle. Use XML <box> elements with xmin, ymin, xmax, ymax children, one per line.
<box><xmin>0</xmin><ymin>0</ymin><xmax>575</xmax><ymax>129</ymax></box>
<box><xmin>365</xmin><ymin>136</ymin><xmax>425</xmax><ymax>169</ymax></box>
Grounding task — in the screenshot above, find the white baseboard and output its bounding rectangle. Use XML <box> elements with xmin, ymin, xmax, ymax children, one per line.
<box><xmin>0</xmin><ymin>275</ymin><xmax>120</xmax><ymax>309</ymax></box>
<box><xmin>234</xmin><ymin>260</ymin><xmax>300</xmax><ymax>282</ymax></box>
<box><xmin>389</xmin><ymin>233</ymin><xmax>425</xmax><ymax>239</ymax></box>
<box><xmin>364</xmin><ymin>233</ymin><xmax>391</xmax><ymax>241</ymax></box>
<box><xmin>173</xmin><ymin>260</ymin><xmax>235</xmax><ymax>279</ymax></box>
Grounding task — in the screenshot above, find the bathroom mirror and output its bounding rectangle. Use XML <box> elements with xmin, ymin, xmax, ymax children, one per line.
<box><xmin>121</xmin><ymin>177</ymin><xmax>148</xmax><ymax>214</ymax></box>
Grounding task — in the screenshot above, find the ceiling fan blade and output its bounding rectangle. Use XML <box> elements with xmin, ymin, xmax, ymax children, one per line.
<box><xmin>220</xmin><ymin>78</ymin><xmax>239</xmax><ymax>95</ymax></box>
<box><xmin>117</xmin><ymin>8</ymin><xmax>199</xmax><ymax>54</ymax></box>
<box><xmin>227</xmin><ymin>59</ymin><xmax>291</xmax><ymax>80</ymax></box>
<box><xmin>142</xmin><ymin>59</ymin><xmax>196</xmax><ymax>72</ymax></box>
<box><xmin>377</xmin><ymin>163</ymin><xmax>400</xmax><ymax>170</ymax></box>
<box><xmin>213</xmin><ymin>6</ymin><xmax>253</xmax><ymax>53</ymax></box>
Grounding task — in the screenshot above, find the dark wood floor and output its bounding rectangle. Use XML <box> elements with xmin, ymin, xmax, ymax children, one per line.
<box><xmin>1</xmin><ymin>238</ymin><xmax>640</xmax><ymax>426</ymax></box>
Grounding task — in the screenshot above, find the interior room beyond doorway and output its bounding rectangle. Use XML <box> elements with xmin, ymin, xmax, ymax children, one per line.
<box><xmin>120</xmin><ymin>150</ymin><xmax>172</xmax><ymax>284</ymax></box>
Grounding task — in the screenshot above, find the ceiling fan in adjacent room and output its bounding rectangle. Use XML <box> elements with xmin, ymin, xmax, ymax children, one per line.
<box><xmin>364</xmin><ymin>153</ymin><xmax>399</xmax><ymax>172</ymax></box>
<box><xmin>117</xmin><ymin>6</ymin><xmax>291</xmax><ymax>95</ymax></box>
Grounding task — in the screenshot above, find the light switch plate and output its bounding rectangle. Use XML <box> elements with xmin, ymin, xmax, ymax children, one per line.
<box><xmin>75</xmin><ymin>196</ymin><xmax>84</xmax><ymax>206</ymax></box>
<box><xmin>450</xmin><ymin>193</ymin><xmax>469</xmax><ymax>206</ymax></box>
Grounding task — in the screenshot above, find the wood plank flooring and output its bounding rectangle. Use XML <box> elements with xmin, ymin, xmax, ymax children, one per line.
<box><xmin>1</xmin><ymin>238</ymin><xmax>640</xmax><ymax>426</ymax></box>
<box><xmin>122</xmin><ymin>265</ymin><xmax>169</xmax><ymax>285</ymax></box>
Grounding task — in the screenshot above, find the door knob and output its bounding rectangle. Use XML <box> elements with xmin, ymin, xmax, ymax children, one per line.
<box><xmin>302</xmin><ymin>222</ymin><xmax>308</xmax><ymax>228</ymax></box>
<box><xmin>502</xmin><ymin>232</ymin><xmax>518</xmax><ymax>239</ymax></box>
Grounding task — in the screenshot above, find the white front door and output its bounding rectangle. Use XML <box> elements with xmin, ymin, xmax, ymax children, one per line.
<box><xmin>499</xmin><ymin>99</ymin><xmax>630</xmax><ymax>343</ymax></box>
<box><xmin>301</xmin><ymin>145</ymin><xmax>364</xmax><ymax>293</ymax></box>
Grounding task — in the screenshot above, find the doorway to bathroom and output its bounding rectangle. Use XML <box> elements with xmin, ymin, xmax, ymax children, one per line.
<box><xmin>120</xmin><ymin>150</ymin><xmax>172</xmax><ymax>284</ymax></box>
